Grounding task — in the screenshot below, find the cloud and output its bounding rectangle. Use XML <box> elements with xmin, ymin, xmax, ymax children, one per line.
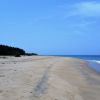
<box><xmin>69</xmin><ymin>1</ymin><xmax>100</xmax><ymax>17</ymax></box>
<box><xmin>59</xmin><ymin>1</ymin><xmax>100</xmax><ymax>32</ymax></box>
<box><xmin>61</xmin><ymin>1</ymin><xmax>100</xmax><ymax>18</ymax></box>
<box><xmin>31</xmin><ymin>1</ymin><xmax>100</xmax><ymax>22</ymax></box>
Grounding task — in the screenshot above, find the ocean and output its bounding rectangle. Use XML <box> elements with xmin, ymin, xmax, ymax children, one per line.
<box><xmin>56</xmin><ymin>55</ymin><xmax>100</xmax><ymax>73</ymax></box>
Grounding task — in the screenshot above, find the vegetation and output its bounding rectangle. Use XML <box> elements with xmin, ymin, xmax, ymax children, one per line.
<box><xmin>25</xmin><ymin>53</ymin><xmax>38</xmax><ymax>56</ymax></box>
<box><xmin>0</xmin><ymin>44</ymin><xmax>38</xmax><ymax>57</ymax></box>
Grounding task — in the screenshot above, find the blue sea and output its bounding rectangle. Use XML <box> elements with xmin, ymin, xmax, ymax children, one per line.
<box><xmin>56</xmin><ymin>55</ymin><xmax>100</xmax><ymax>73</ymax></box>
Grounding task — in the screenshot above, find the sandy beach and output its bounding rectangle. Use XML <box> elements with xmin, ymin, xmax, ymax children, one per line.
<box><xmin>0</xmin><ymin>56</ymin><xmax>100</xmax><ymax>100</ymax></box>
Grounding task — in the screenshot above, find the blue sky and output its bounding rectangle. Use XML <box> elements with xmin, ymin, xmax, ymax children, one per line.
<box><xmin>0</xmin><ymin>0</ymin><xmax>100</xmax><ymax>55</ymax></box>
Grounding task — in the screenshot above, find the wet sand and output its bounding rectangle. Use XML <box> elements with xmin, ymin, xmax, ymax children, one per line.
<box><xmin>0</xmin><ymin>56</ymin><xmax>100</xmax><ymax>100</ymax></box>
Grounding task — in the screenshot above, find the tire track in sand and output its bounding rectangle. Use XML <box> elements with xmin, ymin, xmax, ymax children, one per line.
<box><xmin>33</xmin><ymin>62</ymin><xmax>54</xmax><ymax>97</ymax></box>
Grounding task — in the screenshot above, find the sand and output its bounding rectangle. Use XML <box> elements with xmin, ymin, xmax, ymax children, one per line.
<box><xmin>0</xmin><ymin>56</ymin><xmax>100</xmax><ymax>100</ymax></box>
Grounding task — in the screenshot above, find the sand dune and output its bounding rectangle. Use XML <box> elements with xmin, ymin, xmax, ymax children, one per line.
<box><xmin>0</xmin><ymin>56</ymin><xmax>100</xmax><ymax>100</ymax></box>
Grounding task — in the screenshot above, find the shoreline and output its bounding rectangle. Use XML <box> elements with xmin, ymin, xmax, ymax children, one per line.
<box><xmin>87</xmin><ymin>60</ymin><xmax>100</xmax><ymax>73</ymax></box>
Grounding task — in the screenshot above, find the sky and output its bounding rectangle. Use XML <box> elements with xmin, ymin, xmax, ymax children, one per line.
<box><xmin>0</xmin><ymin>0</ymin><xmax>100</xmax><ymax>55</ymax></box>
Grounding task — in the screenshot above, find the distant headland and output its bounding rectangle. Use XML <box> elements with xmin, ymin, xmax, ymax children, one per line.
<box><xmin>0</xmin><ymin>44</ymin><xmax>38</xmax><ymax>57</ymax></box>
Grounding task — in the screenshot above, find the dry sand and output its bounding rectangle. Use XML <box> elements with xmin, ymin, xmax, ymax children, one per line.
<box><xmin>0</xmin><ymin>56</ymin><xmax>100</xmax><ymax>100</ymax></box>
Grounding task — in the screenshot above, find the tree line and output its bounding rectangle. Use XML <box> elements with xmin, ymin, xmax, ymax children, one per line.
<box><xmin>0</xmin><ymin>45</ymin><xmax>37</xmax><ymax>57</ymax></box>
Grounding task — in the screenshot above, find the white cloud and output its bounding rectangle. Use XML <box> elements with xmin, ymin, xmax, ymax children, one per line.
<box><xmin>65</xmin><ymin>1</ymin><xmax>100</xmax><ymax>17</ymax></box>
<box><xmin>75</xmin><ymin>2</ymin><xmax>100</xmax><ymax>16</ymax></box>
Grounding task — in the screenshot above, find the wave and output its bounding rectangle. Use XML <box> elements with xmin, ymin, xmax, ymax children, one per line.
<box><xmin>89</xmin><ymin>60</ymin><xmax>100</xmax><ymax>64</ymax></box>
<box><xmin>87</xmin><ymin>60</ymin><xmax>100</xmax><ymax>73</ymax></box>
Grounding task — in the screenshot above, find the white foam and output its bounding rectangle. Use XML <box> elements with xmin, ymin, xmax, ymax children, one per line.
<box><xmin>89</xmin><ymin>60</ymin><xmax>100</xmax><ymax>64</ymax></box>
<box><xmin>95</xmin><ymin>61</ymin><xmax>100</xmax><ymax>64</ymax></box>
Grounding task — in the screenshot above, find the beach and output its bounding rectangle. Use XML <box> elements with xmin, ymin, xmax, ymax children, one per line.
<box><xmin>0</xmin><ymin>56</ymin><xmax>100</xmax><ymax>100</ymax></box>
